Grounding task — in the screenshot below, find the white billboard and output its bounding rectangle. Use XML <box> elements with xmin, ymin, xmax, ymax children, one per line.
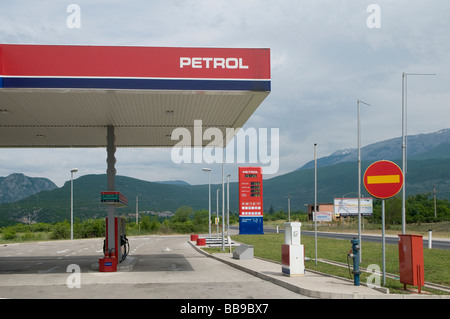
<box><xmin>313</xmin><ymin>212</ymin><xmax>333</xmax><ymax>222</ymax></box>
<box><xmin>334</xmin><ymin>198</ymin><xmax>373</xmax><ymax>217</ymax></box>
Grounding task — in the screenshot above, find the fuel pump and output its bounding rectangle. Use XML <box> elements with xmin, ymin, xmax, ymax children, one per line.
<box><xmin>347</xmin><ymin>238</ymin><xmax>361</xmax><ymax>286</ymax></box>
<box><xmin>103</xmin><ymin>217</ymin><xmax>130</xmax><ymax>263</ymax></box>
<box><xmin>120</xmin><ymin>232</ymin><xmax>129</xmax><ymax>262</ymax></box>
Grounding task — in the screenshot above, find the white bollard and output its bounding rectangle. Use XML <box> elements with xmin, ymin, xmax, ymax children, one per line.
<box><xmin>428</xmin><ymin>230</ymin><xmax>432</xmax><ymax>249</ymax></box>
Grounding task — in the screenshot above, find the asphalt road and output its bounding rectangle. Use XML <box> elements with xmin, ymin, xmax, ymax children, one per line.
<box><xmin>0</xmin><ymin>235</ymin><xmax>311</xmax><ymax>300</ymax></box>
<box><xmin>262</xmin><ymin>227</ymin><xmax>450</xmax><ymax>250</ymax></box>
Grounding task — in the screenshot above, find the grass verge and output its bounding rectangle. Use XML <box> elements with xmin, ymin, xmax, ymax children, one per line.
<box><xmin>229</xmin><ymin>233</ymin><xmax>449</xmax><ymax>295</ymax></box>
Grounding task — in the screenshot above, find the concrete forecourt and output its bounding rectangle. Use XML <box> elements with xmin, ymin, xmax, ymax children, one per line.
<box><xmin>0</xmin><ymin>235</ymin><xmax>310</xmax><ymax>299</ymax></box>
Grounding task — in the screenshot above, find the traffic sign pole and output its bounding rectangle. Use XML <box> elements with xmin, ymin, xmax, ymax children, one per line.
<box><xmin>382</xmin><ymin>199</ymin><xmax>386</xmax><ymax>286</ymax></box>
<box><xmin>364</xmin><ymin>160</ymin><xmax>404</xmax><ymax>287</ymax></box>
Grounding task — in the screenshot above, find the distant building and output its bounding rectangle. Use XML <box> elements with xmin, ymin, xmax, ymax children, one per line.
<box><xmin>306</xmin><ymin>203</ymin><xmax>335</xmax><ymax>221</ymax></box>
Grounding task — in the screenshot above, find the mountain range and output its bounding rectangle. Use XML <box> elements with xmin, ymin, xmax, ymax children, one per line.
<box><xmin>298</xmin><ymin>128</ymin><xmax>450</xmax><ymax>170</ymax></box>
<box><xmin>0</xmin><ymin>173</ymin><xmax>57</xmax><ymax>204</ymax></box>
<box><xmin>0</xmin><ymin>129</ymin><xmax>448</xmax><ymax>225</ymax></box>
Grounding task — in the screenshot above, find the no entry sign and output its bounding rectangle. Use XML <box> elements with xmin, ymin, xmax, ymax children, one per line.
<box><xmin>363</xmin><ymin>160</ymin><xmax>404</xmax><ymax>199</ymax></box>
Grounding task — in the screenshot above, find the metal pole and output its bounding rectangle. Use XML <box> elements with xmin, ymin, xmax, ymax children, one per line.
<box><xmin>70</xmin><ymin>169</ymin><xmax>77</xmax><ymax>240</ymax></box>
<box><xmin>222</xmin><ymin>162</ymin><xmax>225</xmax><ymax>251</ymax></box>
<box><xmin>357</xmin><ymin>99</ymin><xmax>370</xmax><ymax>263</ymax></box>
<box><xmin>216</xmin><ymin>188</ymin><xmax>220</xmax><ymax>238</ymax></box>
<box><xmin>401</xmin><ymin>72</ymin><xmax>407</xmax><ymax>235</ymax></box>
<box><xmin>71</xmin><ymin>171</ymin><xmax>73</xmax><ymax>240</ymax></box>
<box><xmin>401</xmin><ymin>72</ymin><xmax>436</xmax><ymax>234</ymax></box>
<box><xmin>357</xmin><ymin>100</ymin><xmax>361</xmax><ymax>262</ymax></box>
<box><xmin>382</xmin><ymin>199</ymin><xmax>386</xmax><ymax>286</ymax></box>
<box><xmin>136</xmin><ymin>195</ymin><xmax>138</xmax><ymax>225</ymax></box>
<box><xmin>227</xmin><ymin>174</ymin><xmax>231</xmax><ymax>236</ymax></box>
<box><xmin>433</xmin><ymin>185</ymin><xmax>437</xmax><ymax>219</ymax></box>
<box><xmin>202</xmin><ymin>168</ymin><xmax>211</xmax><ymax>238</ymax></box>
<box><xmin>314</xmin><ymin>143</ymin><xmax>317</xmax><ymax>266</ymax></box>
<box><xmin>288</xmin><ymin>195</ymin><xmax>291</xmax><ymax>222</ymax></box>
<box><xmin>208</xmin><ymin>171</ymin><xmax>211</xmax><ymax>238</ymax></box>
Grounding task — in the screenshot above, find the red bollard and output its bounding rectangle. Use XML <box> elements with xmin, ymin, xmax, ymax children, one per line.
<box><xmin>196</xmin><ymin>238</ymin><xmax>206</xmax><ymax>246</ymax></box>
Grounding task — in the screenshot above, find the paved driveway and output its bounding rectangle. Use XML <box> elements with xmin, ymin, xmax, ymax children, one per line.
<box><xmin>0</xmin><ymin>235</ymin><xmax>311</xmax><ymax>299</ymax></box>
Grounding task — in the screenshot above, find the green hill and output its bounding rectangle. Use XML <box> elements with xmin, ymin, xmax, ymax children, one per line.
<box><xmin>0</xmin><ymin>174</ymin><xmax>211</xmax><ymax>224</ymax></box>
<box><xmin>263</xmin><ymin>158</ymin><xmax>450</xmax><ymax>211</ymax></box>
<box><xmin>0</xmin><ymin>156</ymin><xmax>449</xmax><ymax>225</ymax></box>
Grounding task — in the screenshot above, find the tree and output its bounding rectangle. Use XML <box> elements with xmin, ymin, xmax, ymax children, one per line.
<box><xmin>140</xmin><ymin>215</ymin><xmax>160</xmax><ymax>232</ymax></box>
<box><xmin>193</xmin><ymin>209</ymin><xmax>209</xmax><ymax>225</ymax></box>
<box><xmin>385</xmin><ymin>196</ymin><xmax>402</xmax><ymax>227</ymax></box>
<box><xmin>173</xmin><ymin>206</ymin><xmax>194</xmax><ymax>223</ymax></box>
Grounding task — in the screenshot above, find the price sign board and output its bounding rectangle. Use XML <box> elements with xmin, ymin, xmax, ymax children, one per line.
<box><xmin>239</xmin><ymin>167</ymin><xmax>263</xmax><ymax>234</ymax></box>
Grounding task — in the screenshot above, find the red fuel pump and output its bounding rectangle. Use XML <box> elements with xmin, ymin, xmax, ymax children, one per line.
<box><xmin>99</xmin><ymin>217</ymin><xmax>129</xmax><ymax>272</ymax></box>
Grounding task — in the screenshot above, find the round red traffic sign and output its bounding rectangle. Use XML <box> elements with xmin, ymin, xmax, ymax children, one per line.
<box><xmin>363</xmin><ymin>160</ymin><xmax>404</xmax><ymax>199</ymax></box>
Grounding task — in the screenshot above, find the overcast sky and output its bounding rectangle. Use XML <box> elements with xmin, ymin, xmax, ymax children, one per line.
<box><xmin>0</xmin><ymin>0</ymin><xmax>449</xmax><ymax>187</ymax></box>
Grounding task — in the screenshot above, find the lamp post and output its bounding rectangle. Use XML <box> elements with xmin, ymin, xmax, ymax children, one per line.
<box><xmin>70</xmin><ymin>168</ymin><xmax>78</xmax><ymax>240</ymax></box>
<box><xmin>357</xmin><ymin>99</ymin><xmax>371</xmax><ymax>263</ymax></box>
<box><xmin>222</xmin><ymin>162</ymin><xmax>225</xmax><ymax>251</ymax></box>
<box><xmin>202</xmin><ymin>168</ymin><xmax>211</xmax><ymax>238</ymax></box>
<box><xmin>314</xmin><ymin>143</ymin><xmax>317</xmax><ymax>266</ymax></box>
<box><xmin>287</xmin><ymin>195</ymin><xmax>291</xmax><ymax>222</ymax></box>
<box><xmin>401</xmin><ymin>72</ymin><xmax>435</xmax><ymax>234</ymax></box>
<box><xmin>216</xmin><ymin>188</ymin><xmax>220</xmax><ymax>238</ymax></box>
<box><xmin>227</xmin><ymin>174</ymin><xmax>231</xmax><ymax>237</ymax></box>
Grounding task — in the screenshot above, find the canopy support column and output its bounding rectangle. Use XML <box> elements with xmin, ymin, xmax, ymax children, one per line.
<box><xmin>106</xmin><ymin>125</ymin><xmax>116</xmax><ymax>252</ymax></box>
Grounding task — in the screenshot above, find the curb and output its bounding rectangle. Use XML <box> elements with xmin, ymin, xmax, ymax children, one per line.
<box><xmin>188</xmin><ymin>240</ymin><xmax>450</xmax><ymax>299</ymax></box>
<box><xmin>188</xmin><ymin>240</ymin><xmax>339</xmax><ymax>299</ymax></box>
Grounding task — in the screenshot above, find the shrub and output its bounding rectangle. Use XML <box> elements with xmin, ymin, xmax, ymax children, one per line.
<box><xmin>50</xmin><ymin>222</ymin><xmax>70</xmax><ymax>240</ymax></box>
<box><xmin>3</xmin><ymin>227</ymin><xmax>17</xmax><ymax>240</ymax></box>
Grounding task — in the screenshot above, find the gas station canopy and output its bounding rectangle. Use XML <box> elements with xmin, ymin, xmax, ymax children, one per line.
<box><xmin>0</xmin><ymin>44</ymin><xmax>270</xmax><ymax>147</ymax></box>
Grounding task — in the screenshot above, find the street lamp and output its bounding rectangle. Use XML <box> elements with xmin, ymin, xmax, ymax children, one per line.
<box><xmin>287</xmin><ymin>195</ymin><xmax>291</xmax><ymax>222</ymax></box>
<box><xmin>216</xmin><ymin>188</ymin><xmax>220</xmax><ymax>238</ymax></box>
<box><xmin>314</xmin><ymin>143</ymin><xmax>317</xmax><ymax>266</ymax></box>
<box><xmin>226</xmin><ymin>174</ymin><xmax>231</xmax><ymax>237</ymax></box>
<box><xmin>401</xmin><ymin>72</ymin><xmax>436</xmax><ymax>234</ymax></box>
<box><xmin>221</xmin><ymin>162</ymin><xmax>225</xmax><ymax>251</ymax></box>
<box><xmin>202</xmin><ymin>168</ymin><xmax>212</xmax><ymax>238</ymax></box>
<box><xmin>70</xmin><ymin>168</ymin><xmax>78</xmax><ymax>240</ymax></box>
<box><xmin>357</xmin><ymin>99</ymin><xmax>371</xmax><ymax>262</ymax></box>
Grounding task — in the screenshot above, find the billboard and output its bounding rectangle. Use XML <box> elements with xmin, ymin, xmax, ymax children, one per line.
<box><xmin>334</xmin><ymin>198</ymin><xmax>373</xmax><ymax>217</ymax></box>
<box><xmin>239</xmin><ymin>167</ymin><xmax>263</xmax><ymax>234</ymax></box>
<box><xmin>313</xmin><ymin>212</ymin><xmax>333</xmax><ymax>222</ymax></box>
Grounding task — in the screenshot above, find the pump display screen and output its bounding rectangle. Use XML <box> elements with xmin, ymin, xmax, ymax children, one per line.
<box><xmin>239</xmin><ymin>167</ymin><xmax>263</xmax><ymax>216</ymax></box>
